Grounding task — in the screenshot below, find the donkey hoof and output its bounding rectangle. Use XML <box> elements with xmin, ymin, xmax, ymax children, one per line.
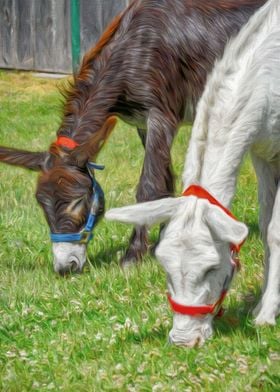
<box><xmin>120</xmin><ymin>255</ymin><xmax>139</xmax><ymax>269</ymax></box>
<box><xmin>252</xmin><ymin>301</ymin><xmax>262</xmax><ymax>317</ymax></box>
<box><xmin>254</xmin><ymin>305</ymin><xmax>278</xmax><ymax>326</ymax></box>
<box><xmin>255</xmin><ymin>312</ymin><xmax>276</xmax><ymax>326</ymax></box>
<box><xmin>120</xmin><ymin>248</ymin><xmax>142</xmax><ymax>269</ymax></box>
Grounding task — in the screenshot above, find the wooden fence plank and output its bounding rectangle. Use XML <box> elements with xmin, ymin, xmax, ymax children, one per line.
<box><xmin>80</xmin><ymin>0</ymin><xmax>127</xmax><ymax>56</ymax></box>
<box><xmin>34</xmin><ymin>0</ymin><xmax>71</xmax><ymax>73</ymax></box>
<box><xmin>0</xmin><ymin>0</ymin><xmax>15</xmax><ymax>68</ymax></box>
<box><xmin>14</xmin><ymin>0</ymin><xmax>33</xmax><ymax>69</ymax></box>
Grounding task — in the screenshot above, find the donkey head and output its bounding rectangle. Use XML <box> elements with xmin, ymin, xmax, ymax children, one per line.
<box><xmin>36</xmin><ymin>160</ymin><xmax>104</xmax><ymax>275</ymax></box>
<box><xmin>0</xmin><ymin>118</ymin><xmax>116</xmax><ymax>274</ymax></box>
<box><xmin>106</xmin><ymin>195</ymin><xmax>248</xmax><ymax>347</ymax></box>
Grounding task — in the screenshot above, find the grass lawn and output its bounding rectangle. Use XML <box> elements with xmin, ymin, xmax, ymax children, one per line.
<box><xmin>0</xmin><ymin>71</ymin><xmax>279</xmax><ymax>391</ymax></box>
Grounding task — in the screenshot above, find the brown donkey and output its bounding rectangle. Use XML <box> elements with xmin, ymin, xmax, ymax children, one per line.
<box><xmin>0</xmin><ymin>0</ymin><xmax>266</xmax><ymax>274</ymax></box>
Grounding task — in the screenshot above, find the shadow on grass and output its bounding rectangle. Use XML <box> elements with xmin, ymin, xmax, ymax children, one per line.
<box><xmin>115</xmin><ymin>324</ymin><xmax>169</xmax><ymax>346</ymax></box>
<box><xmin>86</xmin><ymin>227</ymin><xmax>161</xmax><ymax>269</ymax></box>
<box><xmin>214</xmin><ymin>287</ymin><xmax>262</xmax><ymax>338</ymax></box>
<box><xmin>87</xmin><ymin>243</ymin><xmax>127</xmax><ymax>268</ymax></box>
<box><xmin>246</xmin><ymin>220</ymin><xmax>260</xmax><ymax>238</ymax></box>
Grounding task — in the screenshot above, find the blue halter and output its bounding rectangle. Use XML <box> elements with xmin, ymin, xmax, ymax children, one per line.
<box><xmin>50</xmin><ymin>162</ymin><xmax>104</xmax><ymax>244</ymax></box>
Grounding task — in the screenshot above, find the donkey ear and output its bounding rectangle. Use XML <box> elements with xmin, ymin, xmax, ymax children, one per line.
<box><xmin>105</xmin><ymin>197</ymin><xmax>183</xmax><ymax>227</ymax></box>
<box><xmin>70</xmin><ymin>117</ymin><xmax>117</xmax><ymax>167</ymax></box>
<box><xmin>206</xmin><ymin>205</ymin><xmax>248</xmax><ymax>247</ymax></box>
<box><xmin>0</xmin><ymin>146</ymin><xmax>50</xmax><ymax>171</ymax></box>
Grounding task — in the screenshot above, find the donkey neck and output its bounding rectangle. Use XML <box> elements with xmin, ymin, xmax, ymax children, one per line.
<box><xmin>183</xmin><ymin>67</ymin><xmax>255</xmax><ymax>207</ymax></box>
<box><xmin>200</xmin><ymin>127</ymin><xmax>246</xmax><ymax>207</ymax></box>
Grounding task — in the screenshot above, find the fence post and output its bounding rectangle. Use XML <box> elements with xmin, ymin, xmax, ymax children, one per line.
<box><xmin>70</xmin><ymin>0</ymin><xmax>81</xmax><ymax>73</ymax></box>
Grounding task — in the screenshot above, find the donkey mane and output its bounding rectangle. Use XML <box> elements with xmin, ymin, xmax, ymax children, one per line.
<box><xmin>78</xmin><ymin>13</ymin><xmax>123</xmax><ymax>81</ymax></box>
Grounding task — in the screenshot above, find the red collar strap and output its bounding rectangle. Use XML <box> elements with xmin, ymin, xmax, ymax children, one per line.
<box><xmin>55</xmin><ymin>136</ymin><xmax>80</xmax><ymax>150</ymax></box>
<box><xmin>167</xmin><ymin>184</ymin><xmax>244</xmax><ymax>318</ymax></box>
<box><xmin>182</xmin><ymin>184</ymin><xmax>243</xmax><ymax>253</ymax></box>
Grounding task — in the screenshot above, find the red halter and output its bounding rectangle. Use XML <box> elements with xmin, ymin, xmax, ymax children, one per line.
<box><xmin>167</xmin><ymin>184</ymin><xmax>244</xmax><ymax>318</ymax></box>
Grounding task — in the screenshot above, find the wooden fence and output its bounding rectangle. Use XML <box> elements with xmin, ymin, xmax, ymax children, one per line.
<box><xmin>0</xmin><ymin>0</ymin><xmax>129</xmax><ymax>74</ymax></box>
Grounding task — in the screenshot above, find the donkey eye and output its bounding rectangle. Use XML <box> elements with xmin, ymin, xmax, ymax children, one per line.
<box><xmin>73</xmin><ymin>198</ymin><xmax>84</xmax><ymax>208</ymax></box>
<box><xmin>67</xmin><ymin>197</ymin><xmax>85</xmax><ymax>213</ymax></box>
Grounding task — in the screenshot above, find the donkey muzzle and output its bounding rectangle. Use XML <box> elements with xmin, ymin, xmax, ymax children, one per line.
<box><xmin>52</xmin><ymin>242</ymin><xmax>87</xmax><ymax>275</ymax></box>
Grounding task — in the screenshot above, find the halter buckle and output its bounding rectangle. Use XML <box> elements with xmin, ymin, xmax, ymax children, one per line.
<box><xmin>79</xmin><ymin>231</ymin><xmax>93</xmax><ymax>244</ymax></box>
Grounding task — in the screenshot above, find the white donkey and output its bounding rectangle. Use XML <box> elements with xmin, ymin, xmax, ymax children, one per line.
<box><xmin>106</xmin><ymin>0</ymin><xmax>280</xmax><ymax>347</ymax></box>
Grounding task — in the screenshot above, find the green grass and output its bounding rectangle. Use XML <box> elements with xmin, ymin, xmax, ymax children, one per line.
<box><xmin>0</xmin><ymin>71</ymin><xmax>279</xmax><ymax>391</ymax></box>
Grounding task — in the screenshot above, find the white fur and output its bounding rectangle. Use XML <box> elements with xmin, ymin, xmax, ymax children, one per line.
<box><xmin>52</xmin><ymin>243</ymin><xmax>86</xmax><ymax>274</ymax></box>
<box><xmin>106</xmin><ymin>0</ymin><xmax>280</xmax><ymax>345</ymax></box>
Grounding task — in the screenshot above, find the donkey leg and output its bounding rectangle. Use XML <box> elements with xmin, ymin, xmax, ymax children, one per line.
<box><xmin>118</xmin><ymin>127</ymin><xmax>147</xmax><ymax>267</ymax></box>
<box><xmin>254</xmin><ymin>174</ymin><xmax>280</xmax><ymax>325</ymax></box>
<box><xmin>251</xmin><ymin>155</ymin><xmax>277</xmax><ymax>317</ymax></box>
<box><xmin>136</xmin><ymin>127</ymin><xmax>173</xmax><ymax>256</ymax></box>
<box><xmin>253</xmin><ymin>156</ymin><xmax>277</xmax><ymax>291</ymax></box>
<box><xmin>120</xmin><ymin>128</ymin><xmax>149</xmax><ymax>267</ymax></box>
<box><xmin>121</xmin><ymin>114</ymin><xmax>177</xmax><ymax>266</ymax></box>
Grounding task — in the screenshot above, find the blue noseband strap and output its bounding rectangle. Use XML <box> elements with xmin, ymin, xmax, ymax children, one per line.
<box><xmin>50</xmin><ymin>163</ymin><xmax>104</xmax><ymax>244</ymax></box>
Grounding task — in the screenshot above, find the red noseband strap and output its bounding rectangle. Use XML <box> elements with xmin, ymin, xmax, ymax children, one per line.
<box><xmin>167</xmin><ymin>291</ymin><xmax>227</xmax><ymax>317</ymax></box>
<box><xmin>55</xmin><ymin>136</ymin><xmax>80</xmax><ymax>150</ymax></box>
<box><xmin>167</xmin><ymin>184</ymin><xmax>245</xmax><ymax>318</ymax></box>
